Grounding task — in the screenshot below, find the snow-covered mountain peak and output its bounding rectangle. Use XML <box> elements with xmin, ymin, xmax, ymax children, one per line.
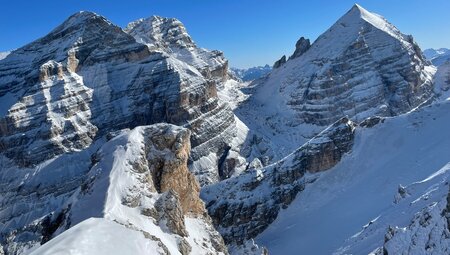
<box><xmin>346</xmin><ymin>3</ymin><xmax>388</xmax><ymax>28</ymax></box>
<box><xmin>52</xmin><ymin>11</ymin><xmax>115</xmax><ymax>35</ymax></box>
<box><xmin>125</xmin><ymin>14</ymin><xmax>229</xmax><ymax>86</ymax></box>
<box><xmin>306</xmin><ymin>3</ymin><xmax>405</xmax><ymax>61</ymax></box>
<box><xmin>125</xmin><ymin>15</ymin><xmax>195</xmax><ymax>50</ymax></box>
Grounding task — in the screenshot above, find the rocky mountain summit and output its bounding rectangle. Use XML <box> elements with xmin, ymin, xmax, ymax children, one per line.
<box><xmin>0</xmin><ymin>11</ymin><xmax>242</xmax><ymax>254</ymax></box>
<box><xmin>125</xmin><ymin>15</ymin><xmax>229</xmax><ymax>85</ymax></box>
<box><xmin>1</xmin><ymin>3</ymin><xmax>450</xmax><ymax>255</ymax></box>
<box><xmin>233</xmin><ymin>3</ymin><xmax>435</xmax><ymax>164</ymax></box>
<box><xmin>0</xmin><ymin>11</ymin><xmax>244</xmax><ymax>185</ymax></box>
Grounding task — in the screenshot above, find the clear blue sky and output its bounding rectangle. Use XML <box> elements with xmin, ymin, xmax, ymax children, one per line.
<box><xmin>1</xmin><ymin>0</ymin><xmax>449</xmax><ymax>68</ymax></box>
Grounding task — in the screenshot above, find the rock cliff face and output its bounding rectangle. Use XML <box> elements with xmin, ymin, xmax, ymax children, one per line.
<box><xmin>0</xmin><ymin>4</ymin><xmax>447</xmax><ymax>255</ymax></box>
<box><xmin>202</xmin><ymin>118</ymin><xmax>356</xmax><ymax>245</ymax></box>
<box><xmin>233</xmin><ymin>3</ymin><xmax>436</xmax><ymax>169</ymax></box>
<box><xmin>434</xmin><ymin>61</ymin><xmax>450</xmax><ymax>100</ymax></box>
<box><xmin>288</xmin><ymin>37</ymin><xmax>311</xmax><ymax>60</ymax></box>
<box><xmin>1</xmin><ymin>124</ymin><xmax>228</xmax><ymax>254</ymax></box>
<box><xmin>0</xmin><ymin>11</ymin><xmax>242</xmax><ymax>185</ymax></box>
<box><xmin>125</xmin><ymin>16</ymin><xmax>229</xmax><ymax>84</ymax></box>
<box><xmin>264</xmin><ymin>4</ymin><xmax>435</xmax><ymax>126</ymax></box>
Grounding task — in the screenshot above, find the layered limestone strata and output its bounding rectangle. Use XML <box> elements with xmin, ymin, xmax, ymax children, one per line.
<box><xmin>255</xmin><ymin>4</ymin><xmax>435</xmax><ymax>127</ymax></box>
<box><xmin>125</xmin><ymin>15</ymin><xmax>229</xmax><ymax>84</ymax></box>
<box><xmin>0</xmin><ymin>11</ymin><xmax>241</xmax><ymax>185</ymax></box>
<box><xmin>202</xmin><ymin>118</ymin><xmax>356</xmax><ymax>244</ymax></box>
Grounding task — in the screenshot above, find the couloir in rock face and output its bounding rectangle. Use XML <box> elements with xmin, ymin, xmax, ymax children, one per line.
<box><xmin>202</xmin><ymin>118</ymin><xmax>356</xmax><ymax>245</ymax></box>
<box><xmin>0</xmin><ymin>11</ymin><xmax>240</xmax><ymax>185</ymax></box>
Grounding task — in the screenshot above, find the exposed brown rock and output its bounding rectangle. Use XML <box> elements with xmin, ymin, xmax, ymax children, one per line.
<box><xmin>203</xmin><ymin>117</ymin><xmax>357</xmax><ymax>244</ymax></box>
<box><xmin>144</xmin><ymin>126</ymin><xmax>205</xmax><ymax>216</ymax></box>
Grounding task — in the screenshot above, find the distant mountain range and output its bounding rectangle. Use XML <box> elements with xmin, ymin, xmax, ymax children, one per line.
<box><xmin>424</xmin><ymin>48</ymin><xmax>450</xmax><ymax>66</ymax></box>
<box><xmin>230</xmin><ymin>65</ymin><xmax>271</xmax><ymax>81</ymax></box>
<box><xmin>2</xmin><ymin>4</ymin><xmax>450</xmax><ymax>255</ymax></box>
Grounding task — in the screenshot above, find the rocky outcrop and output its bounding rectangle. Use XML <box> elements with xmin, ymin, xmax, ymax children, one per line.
<box><xmin>288</xmin><ymin>37</ymin><xmax>310</xmax><ymax>60</ymax></box>
<box><xmin>0</xmin><ymin>11</ymin><xmax>242</xmax><ymax>185</ymax></box>
<box><xmin>202</xmin><ymin>118</ymin><xmax>356</xmax><ymax>244</ymax></box>
<box><xmin>143</xmin><ymin>125</ymin><xmax>204</xmax><ymax>215</ymax></box>
<box><xmin>273</xmin><ymin>55</ymin><xmax>286</xmax><ymax>69</ymax></box>
<box><xmin>371</xmin><ymin>188</ymin><xmax>450</xmax><ymax>255</ymax></box>
<box><xmin>1</xmin><ymin>124</ymin><xmax>228</xmax><ymax>254</ymax></box>
<box><xmin>434</xmin><ymin>61</ymin><xmax>450</xmax><ymax>100</ymax></box>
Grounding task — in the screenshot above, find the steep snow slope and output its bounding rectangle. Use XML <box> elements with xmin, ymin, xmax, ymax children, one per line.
<box><xmin>234</xmin><ymin>4</ymin><xmax>434</xmax><ymax>161</ymax></box>
<box><xmin>338</xmin><ymin>162</ymin><xmax>450</xmax><ymax>254</ymax></box>
<box><xmin>254</xmin><ymin>100</ymin><xmax>450</xmax><ymax>254</ymax></box>
<box><xmin>29</xmin><ymin>218</ymin><xmax>164</xmax><ymax>255</ymax></box>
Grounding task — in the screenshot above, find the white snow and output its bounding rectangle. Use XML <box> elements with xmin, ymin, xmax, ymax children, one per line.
<box><xmin>256</xmin><ymin>100</ymin><xmax>450</xmax><ymax>254</ymax></box>
<box><xmin>29</xmin><ymin>218</ymin><xmax>162</xmax><ymax>255</ymax></box>
<box><xmin>0</xmin><ymin>51</ymin><xmax>10</xmax><ymax>60</ymax></box>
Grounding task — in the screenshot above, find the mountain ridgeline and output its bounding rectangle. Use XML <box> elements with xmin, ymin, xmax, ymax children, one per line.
<box><xmin>0</xmin><ymin>4</ymin><xmax>448</xmax><ymax>255</ymax></box>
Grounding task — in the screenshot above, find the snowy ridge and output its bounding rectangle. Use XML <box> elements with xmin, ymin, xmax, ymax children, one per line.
<box><xmin>232</xmin><ymin>3</ymin><xmax>434</xmax><ymax>166</ymax></box>
<box><xmin>0</xmin><ymin>51</ymin><xmax>10</xmax><ymax>61</ymax></box>
<box><xmin>254</xmin><ymin>100</ymin><xmax>450</xmax><ymax>254</ymax></box>
<box><xmin>125</xmin><ymin>16</ymin><xmax>229</xmax><ymax>84</ymax></box>
<box><xmin>0</xmin><ymin>10</ymin><xmax>246</xmax><ymax>185</ymax></box>
<box><xmin>0</xmin><ymin>10</ymin><xmax>245</xmax><ymax>254</ymax></box>
<box><xmin>3</xmin><ymin>124</ymin><xmax>228</xmax><ymax>254</ymax></box>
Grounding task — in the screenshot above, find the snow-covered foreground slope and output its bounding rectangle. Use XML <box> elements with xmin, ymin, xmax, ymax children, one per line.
<box><xmin>0</xmin><ymin>124</ymin><xmax>227</xmax><ymax>254</ymax></box>
<box><xmin>29</xmin><ymin>218</ymin><xmax>163</xmax><ymax>255</ymax></box>
<box><xmin>254</xmin><ymin>100</ymin><xmax>450</xmax><ymax>254</ymax></box>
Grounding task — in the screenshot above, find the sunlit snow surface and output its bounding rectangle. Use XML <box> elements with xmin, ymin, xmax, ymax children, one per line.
<box><xmin>0</xmin><ymin>51</ymin><xmax>10</xmax><ymax>60</ymax></box>
<box><xmin>29</xmin><ymin>218</ymin><xmax>162</xmax><ymax>255</ymax></box>
<box><xmin>256</xmin><ymin>100</ymin><xmax>450</xmax><ymax>254</ymax></box>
